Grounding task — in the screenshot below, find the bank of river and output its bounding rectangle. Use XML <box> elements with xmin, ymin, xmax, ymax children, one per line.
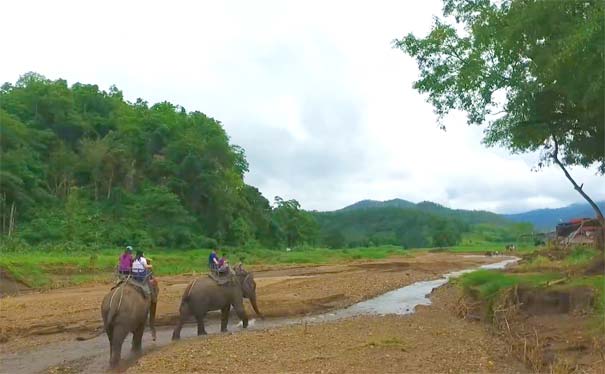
<box><xmin>1</xmin><ymin>253</ymin><xmax>516</xmax><ymax>373</ymax></box>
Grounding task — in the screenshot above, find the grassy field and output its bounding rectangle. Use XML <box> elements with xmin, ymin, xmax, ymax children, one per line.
<box><xmin>0</xmin><ymin>241</ymin><xmax>538</xmax><ymax>289</ymax></box>
<box><xmin>0</xmin><ymin>245</ymin><xmax>410</xmax><ymax>288</ymax></box>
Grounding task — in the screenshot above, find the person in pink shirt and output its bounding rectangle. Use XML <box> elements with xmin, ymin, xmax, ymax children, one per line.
<box><xmin>118</xmin><ymin>246</ymin><xmax>134</xmax><ymax>275</ymax></box>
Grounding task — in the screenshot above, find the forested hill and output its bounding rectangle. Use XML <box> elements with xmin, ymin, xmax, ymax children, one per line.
<box><xmin>0</xmin><ymin>73</ymin><xmax>531</xmax><ymax>251</ymax></box>
<box><xmin>314</xmin><ymin>207</ymin><xmax>466</xmax><ymax>249</ymax></box>
<box><xmin>0</xmin><ymin>73</ymin><xmax>309</xmax><ymax>250</ymax></box>
<box><xmin>339</xmin><ymin>199</ymin><xmax>507</xmax><ymax>225</ymax></box>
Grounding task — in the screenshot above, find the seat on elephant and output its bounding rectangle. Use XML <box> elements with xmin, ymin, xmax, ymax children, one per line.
<box><xmin>113</xmin><ymin>278</ymin><xmax>153</xmax><ymax>300</ymax></box>
<box><xmin>208</xmin><ymin>271</ymin><xmax>235</xmax><ymax>286</ymax></box>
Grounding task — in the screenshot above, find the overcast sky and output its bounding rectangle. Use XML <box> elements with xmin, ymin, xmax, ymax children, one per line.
<box><xmin>2</xmin><ymin>0</ymin><xmax>603</xmax><ymax>213</ymax></box>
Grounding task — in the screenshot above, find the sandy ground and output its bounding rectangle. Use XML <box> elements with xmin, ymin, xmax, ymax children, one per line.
<box><xmin>127</xmin><ymin>285</ymin><xmax>528</xmax><ymax>374</ymax></box>
<box><xmin>0</xmin><ymin>252</ymin><xmax>495</xmax><ymax>353</ymax></box>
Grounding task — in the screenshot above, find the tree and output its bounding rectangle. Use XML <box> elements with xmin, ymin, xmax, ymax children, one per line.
<box><xmin>0</xmin><ymin>73</ymin><xmax>274</xmax><ymax>249</ymax></box>
<box><xmin>395</xmin><ymin>0</ymin><xmax>604</xmax><ymax>227</ymax></box>
<box><xmin>323</xmin><ymin>228</ymin><xmax>346</xmax><ymax>249</ymax></box>
<box><xmin>228</xmin><ymin>217</ymin><xmax>253</xmax><ymax>246</ymax></box>
<box><xmin>271</xmin><ymin>196</ymin><xmax>319</xmax><ymax>248</ymax></box>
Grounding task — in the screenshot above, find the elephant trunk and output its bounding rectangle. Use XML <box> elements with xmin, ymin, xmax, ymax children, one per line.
<box><xmin>250</xmin><ymin>296</ymin><xmax>263</xmax><ymax>319</ymax></box>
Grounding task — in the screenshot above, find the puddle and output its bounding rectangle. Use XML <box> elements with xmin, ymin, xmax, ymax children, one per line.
<box><xmin>0</xmin><ymin>257</ymin><xmax>518</xmax><ymax>373</ymax></box>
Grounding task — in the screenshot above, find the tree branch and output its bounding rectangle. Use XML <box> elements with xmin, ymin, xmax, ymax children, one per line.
<box><xmin>551</xmin><ymin>137</ymin><xmax>605</xmax><ymax>226</ymax></box>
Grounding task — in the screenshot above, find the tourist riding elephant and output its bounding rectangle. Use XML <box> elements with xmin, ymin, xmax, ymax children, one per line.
<box><xmin>101</xmin><ymin>279</ymin><xmax>159</xmax><ymax>368</ymax></box>
<box><xmin>172</xmin><ymin>267</ymin><xmax>262</xmax><ymax>340</ymax></box>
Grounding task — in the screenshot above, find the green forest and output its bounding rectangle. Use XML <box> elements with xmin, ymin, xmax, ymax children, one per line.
<box><xmin>0</xmin><ymin>73</ymin><xmax>529</xmax><ymax>252</ymax></box>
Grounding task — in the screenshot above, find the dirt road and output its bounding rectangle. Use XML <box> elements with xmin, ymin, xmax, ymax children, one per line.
<box><xmin>0</xmin><ymin>252</ymin><xmax>520</xmax><ymax>373</ymax></box>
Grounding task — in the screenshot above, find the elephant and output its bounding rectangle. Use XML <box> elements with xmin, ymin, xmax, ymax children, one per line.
<box><xmin>172</xmin><ymin>267</ymin><xmax>262</xmax><ymax>340</ymax></box>
<box><xmin>101</xmin><ymin>279</ymin><xmax>159</xmax><ymax>368</ymax></box>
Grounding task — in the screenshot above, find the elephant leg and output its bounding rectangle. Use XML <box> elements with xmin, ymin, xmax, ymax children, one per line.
<box><xmin>109</xmin><ymin>325</ymin><xmax>128</xmax><ymax>369</ymax></box>
<box><xmin>149</xmin><ymin>301</ymin><xmax>157</xmax><ymax>341</ymax></box>
<box><xmin>132</xmin><ymin>322</ymin><xmax>145</xmax><ymax>353</ymax></box>
<box><xmin>172</xmin><ymin>301</ymin><xmax>191</xmax><ymax>341</ymax></box>
<box><xmin>196</xmin><ymin>314</ymin><xmax>207</xmax><ymax>336</ymax></box>
<box><xmin>233</xmin><ymin>301</ymin><xmax>249</xmax><ymax>329</ymax></box>
<box><xmin>220</xmin><ymin>305</ymin><xmax>230</xmax><ymax>332</ymax></box>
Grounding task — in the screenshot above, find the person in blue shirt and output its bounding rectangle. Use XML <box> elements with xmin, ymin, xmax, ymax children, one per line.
<box><xmin>208</xmin><ymin>248</ymin><xmax>219</xmax><ymax>271</ymax></box>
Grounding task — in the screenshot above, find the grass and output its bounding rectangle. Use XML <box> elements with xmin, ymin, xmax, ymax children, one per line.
<box><xmin>0</xmin><ymin>239</ymin><xmax>542</xmax><ymax>289</ymax></box>
<box><xmin>457</xmin><ymin>269</ymin><xmax>560</xmax><ymax>302</ymax></box>
<box><xmin>0</xmin><ymin>245</ymin><xmax>410</xmax><ymax>288</ymax></box>
<box><xmin>442</xmin><ymin>240</ymin><xmax>536</xmax><ymax>253</ymax></box>
<box><xmin>517</xmin><ymin>246</ymin><xmax>599</xmax><ymax>272</ymax></box>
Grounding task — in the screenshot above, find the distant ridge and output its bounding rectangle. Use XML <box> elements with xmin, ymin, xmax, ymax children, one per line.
<box><xmin>338</xmin><ymin>198</ymin><xmax>605</xmax><ymax>231</ymax></box>
<box><xmin>339</xmin><ymin>198</ymin><xmax>415</xmax><ymax>211</ymax></box>
<box><xmin>339</xmin><ymin>198</ymin><xmax>506</xmax><ymax>225</ymax></box>
<box><xmin>504</xmin><ymin>201</ymin><xmax>605</xmax><ymax>230</ymax></box>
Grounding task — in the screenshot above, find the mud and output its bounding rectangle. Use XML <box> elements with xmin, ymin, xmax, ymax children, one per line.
<box><xmin>0</xmin><ymin>269</ymin><xmax>30</xmax><ymax>298</ymax></box>
<box><xmin>517</xmin><ymin>286</ymin><xmax>595</xmax><ymax>315</ymax></box>
<box><xmin>0</xmin><ymin>253</ymin><xmax>511</xmax><ymax>373</ymax></box>
<box><xmin>458</xmin><ymin>270</ymin><xmax>604</xmax><ymax>372</ymax></box>
<box><xmin>128</xmin><ymin>285</ymin><xmax>528</xmax><ymax>374</ymax></box>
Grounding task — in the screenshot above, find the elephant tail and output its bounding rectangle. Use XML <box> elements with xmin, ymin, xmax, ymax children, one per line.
<box><xmin>181</xmin><ymin>279</ymin><xmax>198</xmax><ymax>304</ymax></box>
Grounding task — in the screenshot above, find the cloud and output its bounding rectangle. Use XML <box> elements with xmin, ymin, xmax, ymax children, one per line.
<box><xmin>1</xmin><ymin>0</ymin><xmax>602</xmax><ymax>214</ymax></box>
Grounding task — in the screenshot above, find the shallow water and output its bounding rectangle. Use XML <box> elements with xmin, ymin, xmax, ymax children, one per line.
<box><xmin>307</xmin><ymin>257</ymin><xmax>519</xmax><ymax>321</ymax></box>
<box><xmin>0</xmin><ymin>257</ymin><xmax>518</xmax><ymax>373</ymax></box>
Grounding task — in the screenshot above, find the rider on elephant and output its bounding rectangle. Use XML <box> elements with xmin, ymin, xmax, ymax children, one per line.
<box><xmin>208</xmin><ymin>248</ymin><xmax>219</xmax><ymax>272</ymax></box>
<box><xmin>117</xmin><ymin>246</ymin><xmax>133</xmax><ymax>276</ymax></box>
<box><xmin>132</xmin><ymin>250</ymin><xmax>153</xmax><ymax>295</ymax></box>
<box><xmin>217</xmin><ymin>253</ymin><xmax>230</xmax><ymax>274</ymax></box>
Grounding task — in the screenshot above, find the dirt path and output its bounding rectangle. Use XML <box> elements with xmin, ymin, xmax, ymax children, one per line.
<box><xmin>128</xmin><ymin>285</ymin><xmax>528</xmax><ymax>374</ymax></box>
<box><xmin>0</xmin><ymin>252</ymin><xmax>494</xmax><ymax>354</ymax></box>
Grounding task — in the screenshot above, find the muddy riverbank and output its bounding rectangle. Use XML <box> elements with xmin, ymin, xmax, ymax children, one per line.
<box><xmin>1</xmin><ymin>253</ymin><xmax>514</xmax><ymax>373</ymax></box>
<box><xmin>128</xmin><ymin>285</ymin><xmax>528</xmax><ymax>374</ymax></box>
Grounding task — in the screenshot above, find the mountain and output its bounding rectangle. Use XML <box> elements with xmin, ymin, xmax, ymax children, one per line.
<box><xmin>314</xmin><ymin>207</ymin><xmax>467</xmax><ymax>249</ymax></box>
<box><xmin>504</xmin><ymin>201</ymin><xmax>605</xmax><ymax>230</ymax></box>
<box><xmin>339</xmin><ymin>198</ymin><xmax>416</xmax><ymax>211</ymax></box>
<box><xmin>339</xmin><ymin>199</ymin><xmax>507</xmax><ymax>225</ymax></box>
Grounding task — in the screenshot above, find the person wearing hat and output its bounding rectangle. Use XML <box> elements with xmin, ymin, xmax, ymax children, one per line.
<box><xmin>118</xmin><ymin>246</ymin><xmax>134</xmax><ymax>276</ymax></box>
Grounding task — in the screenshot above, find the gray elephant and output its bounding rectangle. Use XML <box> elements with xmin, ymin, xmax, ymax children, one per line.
<box><xmin>101</xmin><ymin>280</ymin><xmax>159</xmax><ymax>368</ymax></box>
<box><xmin>172</xmin><ymin>267</ymin><xmax>262</xmax><ymax>340</ymax></box>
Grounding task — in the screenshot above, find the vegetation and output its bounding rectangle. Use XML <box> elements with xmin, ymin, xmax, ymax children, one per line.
<box><xmin>396</xmin><ymin>0</ymin><xmax>605</xmax><ymax>224</ymax></box>
<box><xmin>457</xmin><ymin>245</ymin><xmax>604</xmax><ymax>317</ymax></box>
<box><xmin>0</xmin><ymin>73</ymin><xmax>318</xmax><ymax>250</ymax></box>
<box><xmin>314</xmin><ymin>199</ymin><xmax>532</xmax><ymax>249</ymax></box>
<box><xmin>0</xmin><ymin>245</ymin><xmax>410</xmax><ymax>288</ymax></box>
<box><xmin>315</xmin><ymin>207</ymin><xmax>466</xmax><ymax>249</ymax></box>
<box><xmin>1</xmin><ymin>73</ymin><xmax>534</xmax><ymax>253</ymax></box>
<box><xmin>518</xmin><ymin>246</ymin><xmax>600</xmax><ymax>272</ymax></box>
<box><xmin>0</xmin><ymin>237</ymin><xmax>540</xmax><ymax>290</ymax></box>
<box><xmin>458</xmin><ymin>270</ymin><xmax>559</xmax><ymax>302</ymax></box>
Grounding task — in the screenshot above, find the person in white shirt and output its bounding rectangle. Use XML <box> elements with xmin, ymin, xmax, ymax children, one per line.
<box><xmin>132</xmin><ymin>250</ymin><xmax>152</xmax><ymax>282</ymax></box>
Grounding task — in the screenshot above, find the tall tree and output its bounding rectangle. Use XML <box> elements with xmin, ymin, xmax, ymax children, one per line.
<box><xmin>395</xmin><ymin>0</ymin><xmax>604</xmax><ymax>226</ymax></box>
<box><xmin>1</xmin><ymin>73</ymin><xmax>274</xmax><ymax>248</ymax></box>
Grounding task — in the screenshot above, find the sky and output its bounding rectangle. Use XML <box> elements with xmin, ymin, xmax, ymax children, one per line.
<box><xmin>1</xmin><ymin>0</ymin><xmax>603</xmax><ymax>214</ymax></box>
